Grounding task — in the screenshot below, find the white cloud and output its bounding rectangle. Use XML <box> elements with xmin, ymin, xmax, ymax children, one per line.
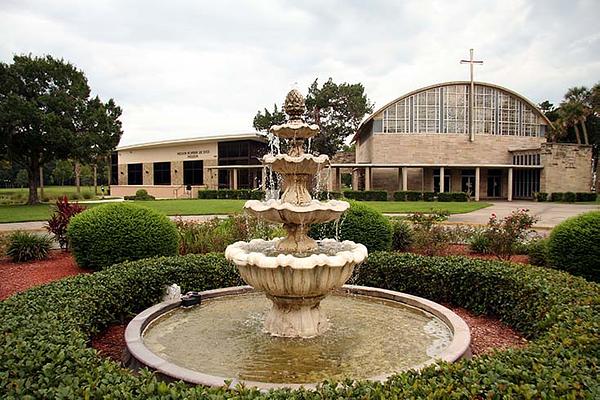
<box><xmin>1</xmin><ymin>0</ymin><xmax>599</xmax><ymax>146</ymax></box>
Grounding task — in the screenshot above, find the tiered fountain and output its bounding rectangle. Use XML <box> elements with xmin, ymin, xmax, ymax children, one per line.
<box><xmin>125</xmin><ymin>89</ymin><xmax>471</xmax><ymax>389</ymax></box>
<box><xmin>225</xmin><ymin>88</ymin><xmax>367</xmax><ymax>338</ymax></box>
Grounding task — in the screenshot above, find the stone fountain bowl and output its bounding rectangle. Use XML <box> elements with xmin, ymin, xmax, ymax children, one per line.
<box><xmin>263</xmin><ymin>154</ymin><xmax>329</xmax><ymax>175</ymax></box>
<box><xmin>244</xmin><ymin>199</ymin><xmax>349</xmax><ymax>226</ymax></box>
<box><xmin>270</xmin><ymin>121</ymin><xmax>319</xmax><ymax>140</ymax></box>
<box><xmin>225</xmin><ymin>238</ymin><xmax>368</xmax><ymax>298</ymax></box>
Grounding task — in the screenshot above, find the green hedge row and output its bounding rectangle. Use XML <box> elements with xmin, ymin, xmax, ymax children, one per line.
<box><xmin>1</xmin><ymin>252</ymin><xmax>599</xmax><ymax>398</ymax></box>
<box><xmin>393</xmin><ymin>191</ymin><xmax>468</xmax><ymax>202</ymax></box>
<box><xmin>548</xmin><ymin>192</ymin><xmax>596</xmax><ymax>202</ymax></box>
<box><xmin>342</xmin><ymin>190</ymin><xmax>388</xmax><ymax>201</ymax></box>
<box><xmin>197</xmin><ymin>189</ymin><xmax>265</xmax><ymax>200</ymax></box>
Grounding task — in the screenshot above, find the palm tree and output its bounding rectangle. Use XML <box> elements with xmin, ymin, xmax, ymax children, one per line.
<box><xmin>562</xmin><ymin>86</ymin><xmax>591</xmax><ymax>144</ymax></box>
<box><xmin>549</xmin><ymin>117</ymin><xmax>568</xmax><ymax>143</ymax></box>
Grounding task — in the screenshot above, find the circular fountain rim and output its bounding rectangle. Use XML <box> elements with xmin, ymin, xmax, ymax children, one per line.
<box><xmin>244</xmin><ymin>199</ymin><xmax>349</xmax><ymax>213</ymax></box>
<box><xmin>125</xmin><ymin>285</ymin><xmax>471</xmax><ymax>391</ymax></box>
<box><xmin>225</xmin><ymin>238</ymin><xmax>368</xmax><ymax>270</ymax></box>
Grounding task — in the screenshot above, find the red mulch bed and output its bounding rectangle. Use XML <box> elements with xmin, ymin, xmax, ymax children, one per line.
<box><xmin>412</xmin><ymin>244</ymin><xmax>530</xmax><ymax>264</ymax></box>
<box><xmin>0</xmin><ymin>250</ymin><xmax>87</xmax><ymax>300</ymax></box>
<box><xmin>0</xmin><ymin>249</ymin><xmax>528</xmax><ymax>361</ymax></box>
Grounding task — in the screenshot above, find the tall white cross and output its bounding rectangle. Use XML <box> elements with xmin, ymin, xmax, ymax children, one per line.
<box><xmin>460</xmin><ymin>49</ymin><xmax>483</xmax><ymax>142</ymax></box>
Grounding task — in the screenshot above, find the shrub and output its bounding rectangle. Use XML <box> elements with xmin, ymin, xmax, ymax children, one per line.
<box><xmin>407</xmin><ymin>211</ymin><xmax>449</xmax><ymax>256</ymax></box>
<box><xmin>81</xmin><ymin>190</ymin><xmax>93</xmax><ymax>200</ymax></box>
<box><xmin>197</xmin><ymin>189</ymin><xmax>264</xmax><ymax>200</ymax></box>
<box><xmin>6</xmin><ymin>231</ymin><xmax>52</xmax><ymax>262</ymax></box>
<box><xmin>534</xmin><ymin>192</ymin><xmax>548</xmax><ymax>202</ymax></box>
<box><xmin>390</xmin><ymin>219</ymin><xmax>413</xmax><ymax>251</ymax></box>
<box><xmin>469</xmin><ymin>230</ymin><xmax>491</xmax><ymax>254</ymax></box>
<box><xmin>549</xmin><ymin>192</ymin><xmax>563</xmax><ymax>202</ymax></box>
<box><xmin>575</xmin><ymin>192</ymin><xmax>597</xmax><ymax>202</ymax></box>
<box><xmin>310</xmin><ymin>201</ymin><xmax>392</xmax><ymax>251</ymax></box>
<box><xmin>316</xmin><ymin>191</ymin><xmax>343</xmax><ymax>201</ymax></box>
<box><xmin>393</xmin><ymin>191</ymin><xmax>422</xmax><ymax>201</ymax></box>
<box><xmin>1</xmin><ymin>253</ymin><xmax>599</xmax><ymax>398</ymax></box>
<box><xmin>437</xmin><ymin>192</ymin><xmax>468</xmax><ymax>202</ymax></box>
<box><xmin>527</xmin><ymin>238</ymin><xmax>549</xmax><ymax>267</ymax></box>
<box><xmin>342</xmin><ymin>190</ymin><xmax>388</xmax><ymax>201</ymax></box>
<box><xmin>422</xmin><ymin>191</ymin><xmax>435</xmax><ymax>201</ymax></box>
<box><xmin>69</xmin><ymin>192</ymin><xmax>81</xmax><ymax>200</ymax></box>
<box><xmin>67</xmin><ymin>203</ymin><xmax>178</xmax><ymax>270</ymax></box>
<box><xmin>124</xmin><ymin>188</ymin><xmax>155</xmax><ymax>201</ymax></box>
<box><xmin>484</xmin><ymin>209</ymin><xmax>538</xmax><ymax>260</ymax></box>
<box><xmin>0</xmin><ymin>232</ymin><xmax>8</xmax><ymax>256</ymax></box>
<box><xmin>547</xmin><ymin>211</ymin><xmax>600</xmax><ymax>282</ymax></box>
<box><xmin>563</xmin><ymin>191</ymin><xmax>576</xmax><ymax>203</ymax></box>
<box><xmin>46</xmin><ymin>196</ymin><xmax>86</xmax><ymax>250</ymax></box>
<box><xmin>176</xmin><ymin>214</ymin><xmax>284</xmax><ymax>255</ymax></box>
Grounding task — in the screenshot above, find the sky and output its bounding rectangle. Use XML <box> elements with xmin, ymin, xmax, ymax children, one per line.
<box><xmin>1</xmin><ymin>0</ymin><xmax>599</xmax><ymax>146</ymax></box>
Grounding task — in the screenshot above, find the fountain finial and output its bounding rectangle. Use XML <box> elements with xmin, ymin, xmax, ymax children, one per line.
<box><xmin>283</xmin><ymin>89</ymin><xmax>305</xmax><ymax>122</ymax></box>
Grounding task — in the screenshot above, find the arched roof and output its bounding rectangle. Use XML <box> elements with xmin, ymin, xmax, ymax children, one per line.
<box><xmin>354</xmin><ymin>81</ymin><xmax>552</xmax><ymax>141</ymax></box>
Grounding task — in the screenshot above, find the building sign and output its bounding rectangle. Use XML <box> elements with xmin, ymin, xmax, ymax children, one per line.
<box><xmin>177</xmin><ymin>150</ymin><xmax>210</xmax><ymax>159</ymax></box>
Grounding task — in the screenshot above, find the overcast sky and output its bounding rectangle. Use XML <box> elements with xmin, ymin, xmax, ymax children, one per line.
<box><xmin>2</xmin><ymin>0</ymin><xmax>599</xmax><ymax>146</ymax></box>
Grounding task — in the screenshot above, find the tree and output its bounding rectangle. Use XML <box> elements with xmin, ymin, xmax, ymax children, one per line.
<box><xmin>15</xmin><ymin>169</ymin><xmax>28</xmax><ymax>188</ymax></box>
<box><xmin>253</xmin><ymin>104</ymin><xmax>286</xmax><ymax>133</ymax></box>
<box><xmin>252</xmin><ymin>79</ymin><xmax>373</xmax><ymax>156</ymax></box>
<box><xmin>52</xmin><ymin>160</ymin><xmax>74</xmax><ymax>186</ymax></box>
<box><xmin>305</xmin><ymin>78</ymin><xmax>373</xmax><ymax>156</ymax></box>
<box><xmin>79</xmin><ymin>164</ymin><xmax>93</xmax><ymax>186</ymax></box>
<box><xmin>560</xmin><ymin>86</ymin><xmax>592</xmax><ymax>144</ymax></box>
<box><xmin>538</xmin><ymin>100</ymin><xmax>559</xmax><ymax>122</ymax></box>
<box><xmin>0</xmin><ymin>55</ymin><xmax>123</xmax><ymax>204</ymax></box>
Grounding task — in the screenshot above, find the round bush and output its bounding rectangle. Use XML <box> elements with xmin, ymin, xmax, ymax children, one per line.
<box><xmin>0</xmin><ymin>253</ymin><xmax>599</xmax><ymax>398</ymax></box>
<box><xmin>547</xmin><ymin>211</ymin><xmax>600</xmax><ymax>281</ymax></box>
<box><xmin>67</xmin><ymin>203</ymin><xmax>178</xmax><ymax>270</ymax></box>
<box><xmin>310</xmin><ymin>201</ymin><xmax>392</xmax><ymax>251</ymax></box>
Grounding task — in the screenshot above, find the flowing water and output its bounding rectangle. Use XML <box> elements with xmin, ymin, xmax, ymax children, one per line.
<box><xmin>143</xmin><ymin>292</ymin><xmax>452</xmax><ymax>384</ymax></box>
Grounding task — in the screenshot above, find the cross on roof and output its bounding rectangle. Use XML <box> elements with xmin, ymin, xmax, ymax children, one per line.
<box><xmin>460</xmin><ymin>49</ymin><xmax>483</xmax><ymax>83</ymax></box>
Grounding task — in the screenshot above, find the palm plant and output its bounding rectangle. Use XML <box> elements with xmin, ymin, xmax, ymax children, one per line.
<box><xmin>561</xmin><ymin>86</ymin><xmax>592</xmax><ymax>144</ymax></box>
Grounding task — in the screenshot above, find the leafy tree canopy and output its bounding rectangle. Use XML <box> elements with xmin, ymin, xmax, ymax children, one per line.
<box><xmin>0</xmin><ymin>54</ymin><xmax>123</xmax><ymax>204</ymax></box>
<box><xmin>252</xmin><ymin>78</ymin><xmax>373</xmax><ymax>156</ymax></box>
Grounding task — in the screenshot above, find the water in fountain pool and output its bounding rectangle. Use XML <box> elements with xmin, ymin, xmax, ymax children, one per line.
<box><xmin>142</xmin><ymin>292</ymin><xmax>453</xmax><ymax>384</ymax></box>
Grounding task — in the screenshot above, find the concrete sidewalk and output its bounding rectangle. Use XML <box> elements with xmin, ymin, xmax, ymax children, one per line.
<box><xmin>447</xmin><ymin>201</ymin><xmax>600</xmax><ymax>229</ymax></box>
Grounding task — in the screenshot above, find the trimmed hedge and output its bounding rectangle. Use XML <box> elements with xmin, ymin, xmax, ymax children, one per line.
<box><xmin>1</xmin><ymin>253</ymin><xmax>599</xmax><ymax>398</ymax></box>
<box><xmin>310</xmin><ymin>201</ymin><xmax>392</xmax><ymax>251</ymax></box>
<box><xmin>124</xmin><ymin>189</ymin><xmax>155</xmax><ymax>201</ymax></box>
<box><xmin>422</xmin><ymin>191</ymin><xmax>435</xmax><ymax>201</ymax></box>
<box><xmin>576</xmin><ymin>192</ymin><xmax>597</xmax><ymax>202</ymax></box>
<box><xmin>437</xmin><ymin>192</ymin><xmax>468</xmax><ymax>202</ymax></box>
<box><xmin>316</xmin><ymin>191</ymin><xmax>343</xmax><ymax>201</ymax></box>
<box><xmin>342</xmin><ymin>190</ymin><xmax>388</xmax><ymax>201</ymax></box>
<box><xmin>393</xmin><ymin>191</ymin><xmax>422</xmax><ymax>201</ymax></box>
<box><xmin>197</xmin><ymin>189</ymin><xmax>264</xmax><ymax>200</ymax></box>
<box><xmin>533</xmin><ymin>192</ymin><xmax>548</xmax><ymax>202</ymax></box>
<box><xmin>549</xmin><ymin>192</ymin><xmax>563</xmax><ymax>202</ymax></box>
<box><xmin>547</xmin><ymin>211</ymin><xmax>600</xmax><ymax>282</ymax></box>
<box><xmin>67</xmin><ymin>203</ymin><xmax>179</xmax><ymax>270</ymax></box>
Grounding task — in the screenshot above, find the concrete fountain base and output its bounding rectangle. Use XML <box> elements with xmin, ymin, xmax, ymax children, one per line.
<box><xmin>264</xmin><ymin>294</ymin><xmax>329</xmax><ymax>338</ymax></box>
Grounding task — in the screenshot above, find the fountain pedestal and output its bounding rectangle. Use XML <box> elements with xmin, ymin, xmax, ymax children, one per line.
<box><xmin>264</xmin><ymin>294</ymin><xmax>329</xmax><ymax>338</ymax></box>
<box><xmin>225</xmin><ymin>88</ymin><xmax>368</xmax><ymax>338</ymax></box>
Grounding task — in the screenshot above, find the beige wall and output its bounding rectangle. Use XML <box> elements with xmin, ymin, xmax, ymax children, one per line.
<box><xmin>359</xmin><ymin>133</ymin><xmax>544</xmax><ymax>164</ymax></box>
<box><xmin>111</xmin><ymin>185</ymin><xmax>207</xmax><ymax>199</ymax></box>
<box><xmin>118</xmin><ymin>142</ymin><xmax>218</xmax><ymax>164</ymax></box>
<box><xmin>540</xmin><ymin>143</ymin><xmax>593</xmax><ymax>193</ymax></box>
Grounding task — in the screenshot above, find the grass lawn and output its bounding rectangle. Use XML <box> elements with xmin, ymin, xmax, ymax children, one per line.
<box><xmin>0</xmin><ymin>185</ymin><xmax>101</xmax><ymax>202</ymax></box>
<box><xmin>0</xmin><ymin>199</ymin><xmax>490</xmax><ymax>223</ymax></box>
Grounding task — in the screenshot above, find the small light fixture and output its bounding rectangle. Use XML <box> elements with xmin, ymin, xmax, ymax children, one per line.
<box><xmin>174</xmin><ymin>169</ymin><xmax>178</xmax><ymax>173</ymax></box>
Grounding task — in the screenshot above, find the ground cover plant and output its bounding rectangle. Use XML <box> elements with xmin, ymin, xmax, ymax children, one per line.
<box><xmin>0</xmin><ymin>252</ymin><xmax>598</xmax><ymax>398</ymax></box>
<box><xmin>67</xmin><ymin>203</ymin><xmax>178</xmax><ymax>270</ymax></box>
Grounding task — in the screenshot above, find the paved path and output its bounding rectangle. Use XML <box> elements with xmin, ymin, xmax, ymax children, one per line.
<box><xmin>447</xmin><ymin>201</ymin><xmax>600</xmax><ymax>228</ymax></box>
<box><xmin>0</xmin><ymin>214</ymin><xmax>225</xmax><ymax>232</ymax></box>
<box><xmin>0</xmin><ymin>201</ymin><xmax>597</xmax><ymax>232</ymax></box>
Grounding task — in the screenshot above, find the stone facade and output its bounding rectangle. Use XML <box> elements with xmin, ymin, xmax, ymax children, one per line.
<box><xmin>540</xmin><ymin>143</ymin><xmax>593</xmax><ymax>193</ymax></box>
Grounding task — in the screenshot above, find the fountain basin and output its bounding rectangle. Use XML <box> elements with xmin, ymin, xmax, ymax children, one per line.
<box><xmin>264</xmin><ymin>153</ymin><xmax>329</xmax><ymax>175</ymax></box>
<box><xmin>244</xmin><ymin>199</ymin><xmax>349</xmax><ymax>225</ymax></box>
<box><xmin>270</xmin><ymin>121</ymin><xmax>319</xmax><ymax>140</ymax></box>
<box><xmin>125</xmin><ymin>285</ymin><xmax>472</xmax><ymax>390</ymax></box>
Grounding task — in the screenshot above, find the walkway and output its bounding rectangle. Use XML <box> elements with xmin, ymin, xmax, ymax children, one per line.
<box><xmin>447</xmin><ymin>201</ymin><xmax>600</xmax><ymax>229</ymax></box>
